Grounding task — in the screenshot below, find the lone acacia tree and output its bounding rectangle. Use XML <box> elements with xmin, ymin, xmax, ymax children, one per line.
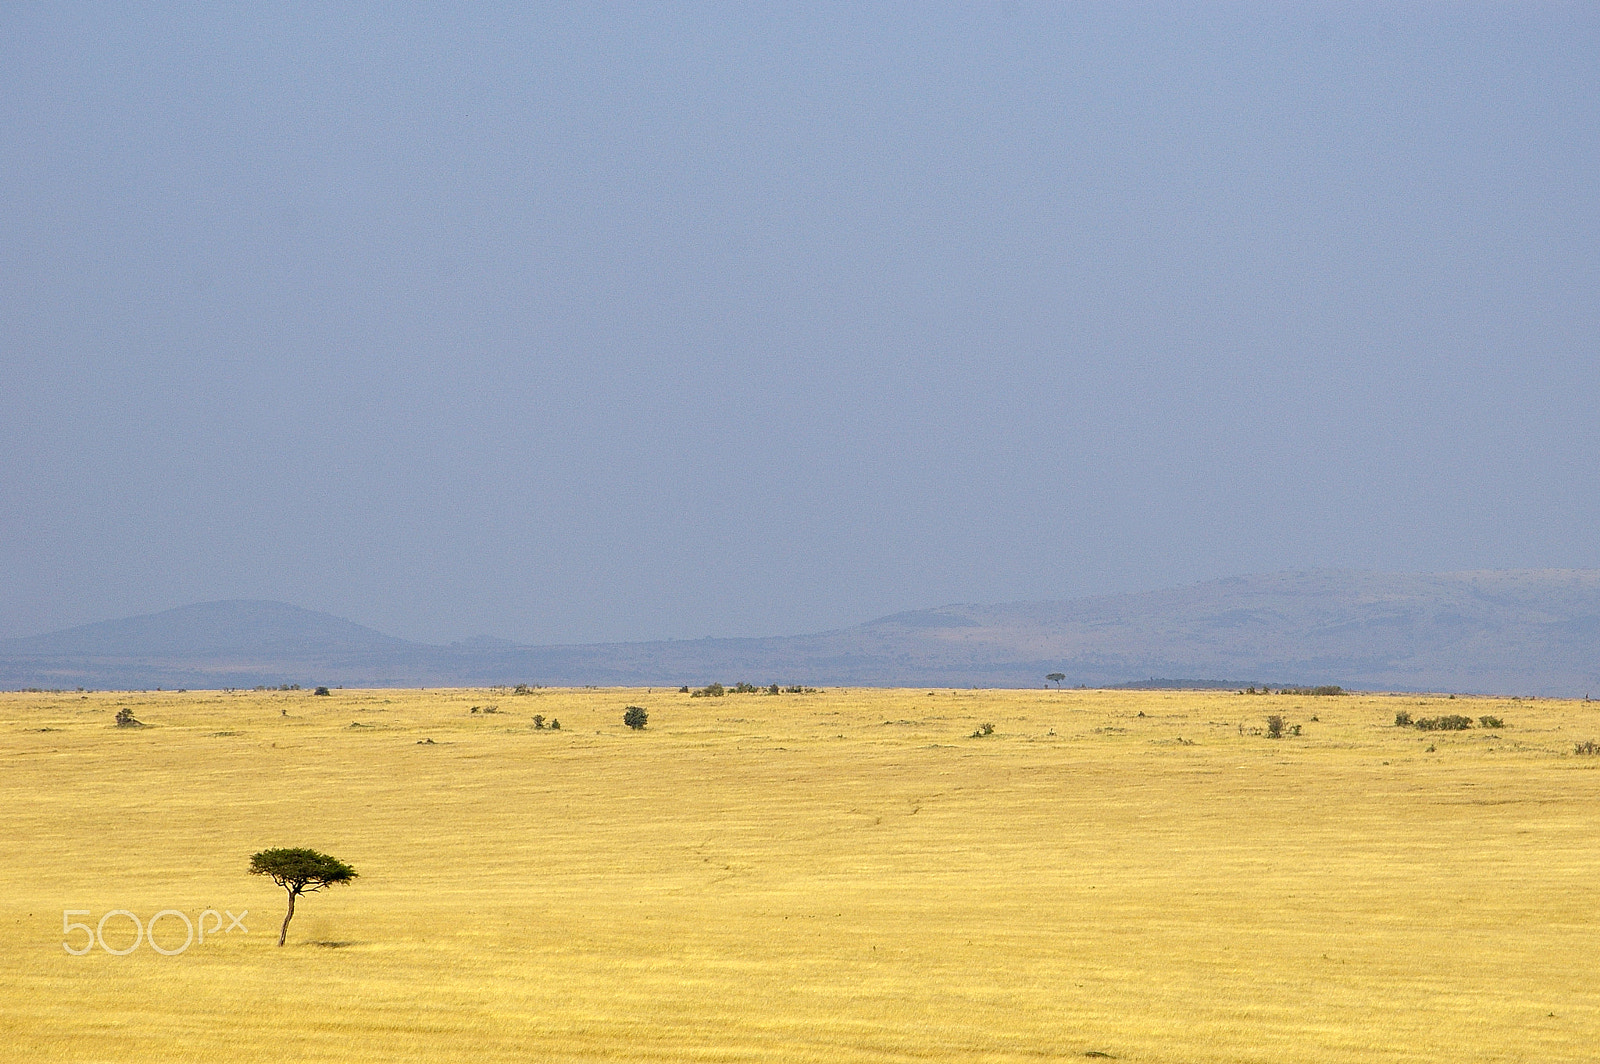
<box><xmin>1046</xmin><ymin>673</ymin><xmax>1066</xmax><ymax>689</ymax></box>
<box><xmin>249</xmin><ymin>847</ymin><xmax>358</xmax><ymax>946</ymax></box>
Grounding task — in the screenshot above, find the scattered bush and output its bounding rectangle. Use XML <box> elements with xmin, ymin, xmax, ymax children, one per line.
<box><xmin>513</xmin><ymin>684</ymin><xmax>537</xmax><ymax>695</ymax></box>
<box><xmin>678</xmin><ymin>686</ymin><xmax>690</xmax><ymax>694</ymax></box>
<box><xmin>1479</xmin><ymin>716</ymin><xmax>1504</xmax><ymax>728</ymax></box>
<box><xmin>1266</xmin><ymin>715</ymin><xmax>1284</xmax><ymax>739</ymax></box>
<box><xmin>731</xmin><ymin>682</ymin><xmax>760</xmax><ymax>694</ymax></box>
<box><xmin>313</xmin><ymin>686</ymin><xmax>330</xmax><ymax>696</ymax></box>
<box><xmin>550</xmin><ymin>719</ymin><xmax>560</xmax><ymax>730</ymax></box>
<box><xmin>1413</xmin><ymin>714</ymin><xmax>1472</xmax><ymax>731</ymax></box>
<box><xmin>1575</xmin><ymin>740</ymin><xmax>1600</xmax><ymax>756</ymax></box>
<box><xmin>970</xmin><ymin>722</ymin><xmax>996</xmax><ymax>738</ymax></box>
<box><xmin>1395</xmin><ymin>711</ymin><xmax>1412</xmax><ymax>727</ymax></box>
<box><xmin>767</xmin><ymin>684</ymin><xmax>781</xmax><ymax>695</ymax></box>
<box><xmin>690</xmin><ymin>683</ymin><xmax>725</xmax><ymax>699</ymax></box>
<box><xmin>532</xmin><ymin>715</ymin><xmax>545</xmax><ymax>729</ymax></box>
<box><xmin>469</xmin><ymin>705</ymin><xmax>499</xmax><ymax>715</ymax></box>
<box><xmin>623</xmin><ymin>706</ymin><xmax>648</xmax><ymax>730</ymax></box>
<box><xmin>114</xmin><ymin>707</ymin><xmax>144</xmax><ymax>728</ymax></box>
<box><xmin>1243</xmin><ymin>684</ymin><xmax>1344</xmax><ymax>696</ymax></box>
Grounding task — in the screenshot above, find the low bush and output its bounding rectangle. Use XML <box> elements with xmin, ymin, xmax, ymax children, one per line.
<box><xmin>1575</xmin><ymin>740</ymin><xmax>1600</xmax><ymax>755</ymax></box>
<box><xmin>623</xmin><ymin>706</ymin><xmax>648</xmax><ymax>730</ymax></box>
<box><xmin>970</xmin><ymin>722</ymin><xmax>995</xmax><ymax>738</ymax></box>
<box><xmin>1266</xmin><ymin>715</ymin><xmax>1284</xmax><ymax>739</ymax></box>
<box><xmin>532</xmin><ymin>715</ymin><xmax>545</xmax><ymax>729</ymax></box>
<box><xmin>313</xmin><ymin>686</ymin><xmax>331</xmax><ymax>696</ymax></box>
<box><xmin>1395</xmin><ymin>711</ymin><xmax>1412</xmax><ymax>727</ymax></box>
<box><xmin>1479</xmin><ymin>715</ymin><xmax>1504</xmax><ymax>728</ymax></box>
<box><xmin>1414</xmin><ymin>714</ymin><xmax>1472</xmax><ymax>731</ymax></box>
<box><xmin>690</xmin><ymin>683</ymin><xmax>725</xmax><ymax>699</ymax></box>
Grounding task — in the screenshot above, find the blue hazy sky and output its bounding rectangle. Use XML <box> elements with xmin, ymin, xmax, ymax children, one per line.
<box><xmin>3</xmin><ymin>4</ymin><xmax>1597</xmax><ymax>645</ymax></box>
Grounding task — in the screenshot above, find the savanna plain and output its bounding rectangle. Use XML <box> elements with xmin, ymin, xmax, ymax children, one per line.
<box><xmin>4</xmin><ymin>685</ymin><xmax>1599</xmax><ymax>1063</ymax></box>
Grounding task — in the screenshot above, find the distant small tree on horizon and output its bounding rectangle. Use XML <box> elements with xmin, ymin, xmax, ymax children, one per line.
<box><xmin>1046</xmin><ymin>673</ymin><xmax>1065</xmax><ymax>689</ymax></box>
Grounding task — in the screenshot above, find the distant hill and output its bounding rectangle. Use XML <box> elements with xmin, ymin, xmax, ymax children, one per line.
<box><xmin>3</xmin><ymin>570</ymin><xmax>1598</xmax><ymax>695</ymax></box>
<box><xmin>0</xmin><ymin>600</ymin><xmax>409</xmax><ymax>659</ymax></box>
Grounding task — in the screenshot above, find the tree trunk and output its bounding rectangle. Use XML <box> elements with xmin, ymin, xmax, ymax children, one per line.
<box><xmin>278</xmin><ymin>888</ymin><xmax>297</xmax><ymax>946</ymax></box>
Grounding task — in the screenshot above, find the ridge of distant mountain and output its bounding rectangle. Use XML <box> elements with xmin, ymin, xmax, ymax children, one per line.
<box><xmin>0</xmin><ymin>600</ymin><xmax>416</xmax><ymax>659</ymax></box>
<box><xmin>3</xmin><ymin>569</ymin><xmax>1598</xmax><ymax>695</ymax></box>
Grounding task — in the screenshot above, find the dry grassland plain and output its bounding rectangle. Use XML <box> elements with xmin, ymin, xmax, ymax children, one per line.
<box><xmin>3</xmin><ymin>685</ymin><xmax>1600</xmax><ymax>1063</ymax></box>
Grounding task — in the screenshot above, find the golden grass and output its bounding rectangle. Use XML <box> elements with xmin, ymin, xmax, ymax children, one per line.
<box><xmin>3</xmin><ymin>685</ymin><xmax>1599</xmax><ymax>1062</ymax></box>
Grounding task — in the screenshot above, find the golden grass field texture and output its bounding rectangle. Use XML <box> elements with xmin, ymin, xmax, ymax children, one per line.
<box><xmin>4</xmin><ymin>685</ymin><xmax>1600</xmax><ymax>1063</ymax></box>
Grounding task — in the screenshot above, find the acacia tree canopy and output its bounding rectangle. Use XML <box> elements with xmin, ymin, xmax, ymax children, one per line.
<box><xmin>249</xmin><ymin>847</ymin><xmax>358</xmax><ymax>946</ymax></box>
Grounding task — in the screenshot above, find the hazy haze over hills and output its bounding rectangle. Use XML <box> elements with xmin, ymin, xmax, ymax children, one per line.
<box><xmin>3</xmin><ymin>8</ymin><xmax>1597</xmax><ymax>650</ymax></box>
<box><xmin>4</xmin><ymin>570</ymin><xmax>1596</xmax><ymax>697</ymax></box>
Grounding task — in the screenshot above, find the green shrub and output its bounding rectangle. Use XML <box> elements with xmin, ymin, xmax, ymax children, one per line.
<box><xmin>1395</xmin><ymin>711</ymin><xmax>1412</xmax><ymax>727</ymax></box>
<box><xmin>1414</xmin><ymin>714</ymin><xmax>1471</xmax><ymax>731</ymax></box>
<box><xmin>313</xmin><ymin>686</ymin><xmax>331</xmax><ymax>696</ymax></box>
<box><xmin>1575</xmin><ymin>740</ymin><xmax>1600</xmax><ymax>755</ymax></box>
<box><xmin>971</xmin><ymin>722</ymin><xmax>995</xmax><ymax>738</ymax></box>
<box><xmin>731</xmin><ymin>682</ymin><xmax>760</xmax><ymax>694</ymax></box>
<box><xmin>532</xmin><ymin>715</ymin><xmax>545</xmax><ymax>729</ymax></box>
<box><xmin>690</xmin><ymin>683</ymin><xmax>725</xmax><ymax>699</ymax></box>
<box><xmin>1479</xmin><ymin>715</ymin><xmax>1504</xmax><ymax>728</ymax></box>
<box><xmin>550</xmin><ymin>719</ymin><xmax>560</xmax><ymax>730</ymax></box>
<box><xmin>1266</xmin><ymin>715</ymin><xmax>1284</xmax><ymax>739</ymax></box>
<box><xmin>623</xmin><ymin>706</ymin><xmax>648</xmax><ymax>730</ymax></box>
